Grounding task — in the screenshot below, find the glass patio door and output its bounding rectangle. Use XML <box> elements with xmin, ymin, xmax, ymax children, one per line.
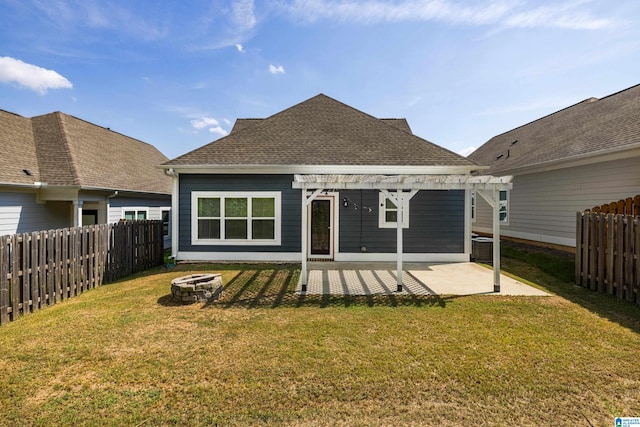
<box><xmin>310</xmin><ymin>199</ymin><xmax>331</xmax><ymax>256</ymax></box>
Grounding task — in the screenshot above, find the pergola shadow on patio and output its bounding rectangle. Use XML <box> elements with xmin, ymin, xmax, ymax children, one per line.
<box><xmin>297</xmin><ymin>262</ymin><xmax>549</xmax><ymax>296</ymax></box>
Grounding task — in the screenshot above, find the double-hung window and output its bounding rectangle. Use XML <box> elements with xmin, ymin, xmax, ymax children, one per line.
<box><xmin>122</xmin><ymin>208</ymin><xmax>148</xmax><ymax>221</ymax></box>
<box><xmin>378</xmin><ymin>192</ymin><xmax>410</xmax><ymax>228</ymax></box>
<box><xmin>192</xmin><ymin>191</ymin><xmax>281</xmax><ymax>245</ymax></box>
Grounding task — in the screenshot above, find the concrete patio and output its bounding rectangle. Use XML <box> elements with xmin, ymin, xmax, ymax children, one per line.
<box><xmin>297</xmin><ymin>262</ymin><xmax>548</xmax><ymax>296</ymax></box>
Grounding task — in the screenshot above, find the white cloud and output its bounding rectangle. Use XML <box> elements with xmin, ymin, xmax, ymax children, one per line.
<box><xmin>0</xmin><ymin>57</ymin><xmax>73</xmax><ymax>95</ymax></box>
<box><xmin>209</xmin><ymin>126</ymin><xmax>229</xmax><ymax>136</ymax></box>
<box><xmin>277</xmin><ymin>0</ymin><xmax>616</xmax><ymax>30</ymax></box>
<box><xmin>269</xmin><ymin>64</ymin><xmax>285</xmax><ymax>74</ymax></box>
<box><xmin>190</xmin><ymin>116</ymin><xmax>229</xmax><ymax>137</ymax></box>
<box><xmin>458</xmin><ymin>146</ymin><xmax>477</xmax><ymax>157</ymax></box>
<box><xmin>236</xmin><ymin>43</ymin><xmax>245</xmax><ymax>52</ymax></box>
<box><xmin>232</xmin><ymin>0</ymin><xmax>256</xmax><ymax>30</ymax></box>
<box><xmin>191</xmin><ymin>117</ymin><xmax>220</xmax><ymax>129</ymax></box>
<box><xmin>503</xmin><ymin>2</ymin><xmax>613</xmax><ymax>30</ymax></box>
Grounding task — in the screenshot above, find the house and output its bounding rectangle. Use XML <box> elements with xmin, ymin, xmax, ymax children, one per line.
<box><xmin>0</xmin><ymin>109</ymin><xmax>172</xmax><ymax>246</ymax></box>
<box><xmin>161</xmin><ymin>94</ymin><xmax>512</xmax><ymax>290</ymax></box>
<box><xmin>468</xmin><ymin>84</ymin><xmax>640</xmax><ymax>251</ymax></box>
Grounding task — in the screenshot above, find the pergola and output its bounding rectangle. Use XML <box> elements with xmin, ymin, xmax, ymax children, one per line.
<box><xmin>292</xmin><ymin>174</ymin><xmax>513</xmax><ymax>293</ymax></box>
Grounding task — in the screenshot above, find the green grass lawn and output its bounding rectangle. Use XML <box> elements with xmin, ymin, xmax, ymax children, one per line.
<box><xmin>1</xmin><ymin>251</ymin><xmax>639</xmax><ymax>426</ymax></box>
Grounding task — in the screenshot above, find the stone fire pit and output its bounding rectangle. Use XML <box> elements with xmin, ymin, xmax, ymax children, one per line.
<box><xmin>171</xmin><ymin>274</ymin><xmax>223</xmax><ymax>304</ymax></box>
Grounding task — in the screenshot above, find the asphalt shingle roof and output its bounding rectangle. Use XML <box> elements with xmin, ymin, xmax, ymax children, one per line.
<box><xmin>468</xmin><ymin>84</ymin><xmax>640</xmax><ymax>175</ymax></box>
<box><xmin>166</xmin><ymin>94</ymin><xmax>477</xmax><ymax>168</ymax></box>
<box><xmin>0</xmin><ymin>109</ymin><xmax>171</xmax><ymax>194</ymax></box>
<box><xmin>0</xmin><ymin>110</ymin><xmax>41</xmax><ymax>185</ymax></box>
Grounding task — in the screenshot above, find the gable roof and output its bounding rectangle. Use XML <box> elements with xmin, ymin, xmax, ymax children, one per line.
<box><xmin>0</xmin><ymin>109</ymin><xmax>171</xmax><ymax>194</ymax></box>
<box><xmin>0</xmin><ymin>110</ymin><xmax>41</xmax><ymax>186</ymax></box>
<box><xmin>468</xmin><ymin>84</ymin><xmax>640</xmax><ymax>175</ymax></box>
<box><xmin>165</xmin><ymin>94</ymin><xmax>479</xmax><ymax>170</ymax></box>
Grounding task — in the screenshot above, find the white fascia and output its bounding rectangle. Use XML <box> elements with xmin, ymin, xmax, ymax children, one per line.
<box><xmin>157</xmin><ymin>164</ymin><xmax>486</xmax><ymax>175</ymax></box>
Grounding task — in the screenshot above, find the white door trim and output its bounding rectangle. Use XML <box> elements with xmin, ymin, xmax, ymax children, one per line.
<box><xmin>307</xmin><ymin>193</ymin><xmax>339</xmax><ymax>260</ymax></box>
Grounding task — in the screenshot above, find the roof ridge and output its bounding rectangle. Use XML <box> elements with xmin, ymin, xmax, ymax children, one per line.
<box><xmin>52</xmin><ymin>111</ymin><xmax>163</xmax><ymax>151</ymax></box>
<box><xmin>487</xmin><ymin>83</ymin><xmax>640</xmax><ymax>141</ymax></box>
<box><xmin>487</xmin><ymin>97</ymin><xmax>601</xmax><ymax>140</ymax></box>
<box><xmin>55</xmin><ymin>112</ymin><xmax>82</xmax><ymax>186</ymax></box>
<box><xmin>596</xmin><ymin>82</ymin><xmax>640</xmax><ymax>101</ymax></box>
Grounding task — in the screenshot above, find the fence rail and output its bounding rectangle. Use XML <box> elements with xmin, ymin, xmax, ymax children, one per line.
<box><xmin>575</xmin><ymin>212</ymin><xmax>639</xmax><ymax>305</ymax></box>
<box><xmin>0</xmin><ymin>221</ymin><xmax>164</xmax><ymax>325</ymax></box>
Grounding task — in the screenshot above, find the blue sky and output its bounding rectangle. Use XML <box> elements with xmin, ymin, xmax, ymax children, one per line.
<box><xmin>1</xmin><ymin>0</ymin><xmax>639</xmax><ymax>160</ymax></box>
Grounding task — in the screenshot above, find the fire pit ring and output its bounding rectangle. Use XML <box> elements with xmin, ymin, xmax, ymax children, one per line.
<box><xmin>171</xmin><ymin>274</ymin><xmax>223</xmax><ymax>304</ymax></box>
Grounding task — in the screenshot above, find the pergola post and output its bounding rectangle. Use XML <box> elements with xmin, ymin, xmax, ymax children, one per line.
<box><xmin>300</xmin><ymin>188</ymin><xmax>323</xmax><ymax>292</ymax></box>
<box><xmin>301</xmin><ymin>190</ymin><xmax>308</xmax><ymax>292</ymax></box>
<box><xmin>396</xmin><ymin>190</ymin><xmax>403</xmax><ymax>292</ymax></box>
<box><xmin>492</xmin><ymin>188</ymin><xmax>501</xmax><ymax>293</ymax></box>
<box><xmin>477</xmin><ymin>189</ymin><xmax>501</xmax><ymax>293</ymax></box>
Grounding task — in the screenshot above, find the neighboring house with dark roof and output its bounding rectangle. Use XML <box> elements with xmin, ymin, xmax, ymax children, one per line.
<box><xmin>161</xmin><ymin>94</ymin><xmax>511</xmax><ymax>279</ymax></box>
<box><xmin>0</xmin><ymin>109</ymin><xmax>172</xmax><ymax>245</ymax></box>
<box><xmin>468</xmin><ymin>83</ymin><xmax>640</xmax><ymax>250</ymax></box>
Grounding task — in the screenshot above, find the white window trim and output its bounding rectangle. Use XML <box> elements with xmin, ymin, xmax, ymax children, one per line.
<box><xmin>499</xmin><ymin>190</ymin><xmax>509</xmax><ymax>225</ymax></box>
<box><xmin>378</xmin><ymin>192</ymin><xmax>409</xmax><ymax>229</ymax></box>
<box><xmin>121</xmin><ymin>207</ymin><xmax>150</xmax><ymax>221</ymax></box>
<box><xmin>191</xmin><ymin>191</ymin><xmax>281</xmax><ymax>246</ymax></box>
<box><xmin>161</xmin><ymin>207</ymin><xmax>171</xmax><ymax>237</ymax></box>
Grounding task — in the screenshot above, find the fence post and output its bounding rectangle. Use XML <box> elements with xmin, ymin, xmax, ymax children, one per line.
<box><xmin>0</xmin><ymin>235</ymin><xmax>9</xmax><ymax>325</ymax></box>
<box><xmin>22</xmin><ymin>232</ymin><xmax>31</xmax><ymax>316</ymax></box>
<box><xmin>633</xmin><ymin>219</ymin><xmax>640</xmax><ymax>305</ymax></box>
<box><xmin>625</xmin><ymin>215</ymin><xmax>634</xmax><ymax>302</ymax></box>
<box><xmin>615</xmin><ymin>215</ymin><xmax>624</xmax><ymax>299</ymax></box>
<box><xmin>575</xmin><ymin>212</ymin><xmax>582</xmax><ymax>286</ymax></box>
<box><xmin>596</xmin><ymin>214</ymin><xmax>605</xmax><ymax>292</ymax></box>
<box><xmin>30</xmin><ymin>231</ymin><xmax>39</xmax><ymax>312</ymax></box>
<box><xmin>606</xmin><ymin>215</ymin><xmax>614</xmax><ymax>295</ymax></box>
<box><xmin>11</xmin><ymin>234</ymin><xmax>20</xmax><ymax>321</ymax></box>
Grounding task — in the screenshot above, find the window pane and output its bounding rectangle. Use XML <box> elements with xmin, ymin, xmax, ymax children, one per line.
<box><xmin>252</xmin><ymin>220</ymin><xmax>275</xmax><ymax>239</ymax></box>
<box><xmin>385</xmin><ymin>198</ymin><xmax>397</xmax><ymax>209</ymax></box>
<box><xmin>252</xmin><ymin>198</ymin><xmax>275</xmax><ymax>217</ymax></box>
<box><xmin>225</xmin><ymin>198</ymin><xmax>247</xmax><ymax>217</ymax></box>
<box><xmin>198</xmin><ymin>198</ymin><xmax>220</xmax><ymax>217</ymax></box>
<box><xmin>225</xmin><ymin>219</ymin><xmax>247</xmax><ymax>239</ymax></box>
<box><xmin>198</xmin><ymin>219</ymin><xmax>220</xmax><ymax>239</ymax></box>
<box><xmin>137</xmin><ymin>211</ymin><xmax>147</xmax><ymax>220</ymax></box>
<box><xmin>499</xmin><ymin>191</ymin><xmax>507</xmax><ymax>201</ymax></box>
<box><xmin>385</xmin><ymin>211</ymin><xmax>397</xmax><ymax>223</ymax></box>
<box><xmin>124</xmin><ymin>211</ymin><xmax>135</xmax><ymax>220</ymax></box>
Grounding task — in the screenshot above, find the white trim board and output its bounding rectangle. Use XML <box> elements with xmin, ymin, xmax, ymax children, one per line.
<box><xmin>176</xmin><ymin>251</ymin><xmax>470</xmax><ymax>263</ymax></box>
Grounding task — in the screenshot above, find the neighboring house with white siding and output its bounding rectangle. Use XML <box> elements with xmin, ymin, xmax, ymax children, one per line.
<box><xmin>468</xmin><ymin>83</ymin><xmax>640</xmax><ymax>250</ymax></box>
<box><xmin>0</xmin><ymin>109</ymin><xmax>172</xmax><ymax>247</ymax></box>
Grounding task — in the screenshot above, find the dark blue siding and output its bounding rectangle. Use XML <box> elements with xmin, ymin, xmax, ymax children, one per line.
<box><xmin>179</xmin><ymin>174</ymin><xmax>301</xmax><ymax>252</ymax></box>
<box><xmin>339</xmin><ymin>190</ymin><xmax>464</xmax><ymax>253</ymax></box>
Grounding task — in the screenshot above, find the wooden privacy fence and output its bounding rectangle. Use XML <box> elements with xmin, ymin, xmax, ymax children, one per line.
<box><xmin>576</xmin><ymin>212</ymin><xmax>639</xmax><ymax>305</ymax></box>
<box><xmin>0</xmin><ymin>221</ymin><xmax>164</xmax><ymax>325</ymax></box>
<box><xmin>585</xmin><ymin>195</ymin><xmax>640</xmax><ymax>216</ymax></box>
